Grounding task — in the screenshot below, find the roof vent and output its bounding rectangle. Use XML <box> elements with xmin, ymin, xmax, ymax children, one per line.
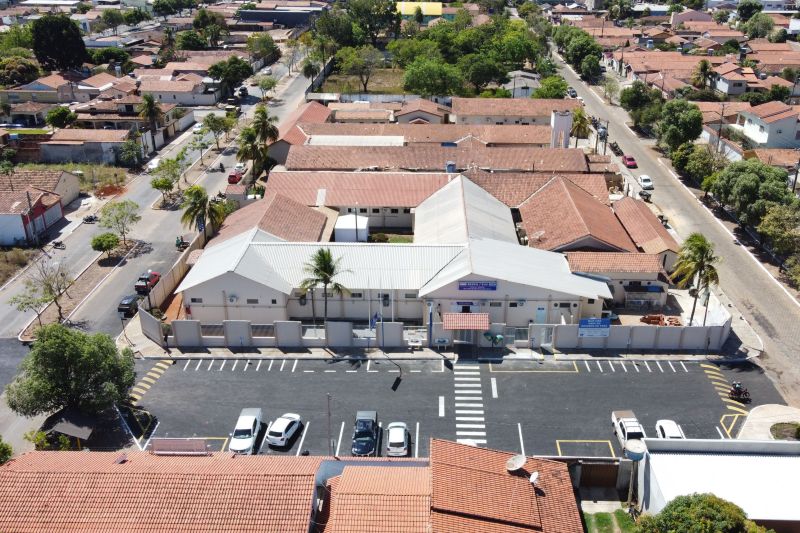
<box><xmin>506</xmin><ymin>454</ymin><xmax>527</xmax><ymax>473</ymax></box>
<box><xmin>114</xmin><ymin>453</ymin><xmax>128</xmax><ymax>464</ymax></box>
<box><xmin>529</xmin><ymin>471</ymin><xmax>539</xmax><ymax>485</ymax></box>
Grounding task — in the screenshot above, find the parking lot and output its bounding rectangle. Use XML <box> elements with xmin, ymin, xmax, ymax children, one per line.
<box><xmin>128</xmin><ymin>357</ymin><xmax>785</xmax><ymax>458</ymax></box>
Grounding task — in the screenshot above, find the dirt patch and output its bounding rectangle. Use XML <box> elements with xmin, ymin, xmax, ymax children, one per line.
<box><xmin>0</xmin><ymin>248</ymin><xmax>36</xmax><ymax>286</ymax></box>
<box><xmin>770</xmin><ymin>422</ymin><xmax>800</xmax><ymax>440</ymax></box>
<box><xmin>322</xmin><ymin>68</ymin><xmax>406</xmax><ymax>94</ymax></box>
<box><xmin>20</xmin><ymin>241</ymin><xmax>139</xmax><ymax>341</ymax></box>
<box><xmin>95</xmin><ymin>184</ymin><xmax>127</xmax><ymax>198</ymax></box>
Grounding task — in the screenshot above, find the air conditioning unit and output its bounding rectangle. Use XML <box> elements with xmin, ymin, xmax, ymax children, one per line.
<box><xmin>517</xmin><ymin>300</ymin><xmax>526</xmax><ymax>307</ymax></box>
<box><xmin>228</xmin><ymin>295</ymin><xmax>238</xmax><ymax>303</ymax></box>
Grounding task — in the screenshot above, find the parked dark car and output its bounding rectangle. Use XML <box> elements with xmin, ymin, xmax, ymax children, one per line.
<box><xmin>567</xmin><ymin>87</ymin><xmax>578</xmax><ymax>98</ymax></box>
<box><xmin>351</xmin><ymin>410</ymin><xmax>379</xmax><ymax>456</ymax></box>
<box><xmin>117</xmin><ymin>295</ymin><xmax>139</xmax><ymax>317</ymax></box>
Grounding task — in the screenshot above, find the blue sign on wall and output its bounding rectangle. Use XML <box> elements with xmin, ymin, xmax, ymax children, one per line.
<box><xmin>458</xmin><ymin>281</ymin><xmax>497</xmax><ymax>291</ymax></box>
<box><xmin>578</xmin><ymin>318</ymin><xmax>611</xmax><ymax>338</ymax></box>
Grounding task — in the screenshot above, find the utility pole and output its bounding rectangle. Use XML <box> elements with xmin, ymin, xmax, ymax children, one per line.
<box><xmin>602</xmin><ymin>119</ymin><xmax>610</xmax><ymax>155</ymax></box>
<box><xmin>327</xmin><ymin>393</ymin><xmax>332</xmax><ymax>456</ymax></box>
<box><xmin>792</xmin><ymin>152</ymin><xmax>800</xmax><ymax>195</ymax></box>
<box><xmin>715</xmin><ymin>102</ymin><xmax>727</xmax><ymax>154</ymax></box>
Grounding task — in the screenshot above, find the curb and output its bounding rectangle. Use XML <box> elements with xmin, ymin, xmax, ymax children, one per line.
<box><xmin>139</xmin><ymin>353</ymin><xmax>457</xmax><ymax>361</ymax></box>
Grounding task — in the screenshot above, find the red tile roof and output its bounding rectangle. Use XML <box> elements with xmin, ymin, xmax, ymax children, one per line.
<box><xmin>613</xmin><ymin>197</ymin><xmax>679</xmax><ymax>254</ymax></box>
<box><xmin>566</xmin><ymin>252</ymin><xmax>666</xmax><ymax>274</ymax></box>
<box><xmin>47</xmin><ymin>129</ymin><xmax>128</xmax><ymax>143</ymax></box>
<box><xmin>429</xmin><ymin>439</ymin><xmax>582</xmax><ymax>533</ymax></box>
<box><xmin>442</xmin><ymin>312</ymin><xmax>490</xmax><ymax>330</ymax></box>
<box><xmin>0</xmin><ymin>451</ymin><xmax>323</xmax><ymax>533</ymax></box>
<box><xmin>750</xmin><ymin>148</ymin><xmax>800</xmax><ymax>169</ymax></box>
<box><xmin>277</xmin><ymin>101</ymin><xmax>333</xmax><ymax>144</ymax></box>
<box><xmin>0</xmin><ymin>170</ymin><xmax>73</xmax><ymax>194</ymax></box>
<box><xmin>451</xmin><ymin>97</ymin><xmax>580</xmax><ymax>118</ymax></box>
<box><xmin>466</xmin><ymin>170</ymin><xmax>609</xmax><ymax>207</ymax></box>
<box><xmin>742</xmin><ymin>100</ymin><xmax>798</xmax><ymax>123</ymax></box>
<box><xmin>0</xmin><ymin>187</ymin><xmax>59</xmax><ymax>214</ymax></box>
<box><xmin>396</xmin><ymin>98</ymin><xmax>445</xmax><ymax>117</ymax></box>
<box><xmin>518</xmin><ymin>177</ymin><xmax>636</xmax><ymax>252</ymax></box>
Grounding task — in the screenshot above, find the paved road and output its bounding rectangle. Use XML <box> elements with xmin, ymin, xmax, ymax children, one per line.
<box><xmin>555</xmin><ymin>52</ymin><xmax>800</xmax><ymax>406</ymax></box>
<box><xmin>0</xmin><ymin>62</ymin><xmax>309</xmax><ymax>340</ymax></box>
<box><xmin>126</xmin><ymin>358</ymin><xmax>781</xmax><ymax>457</ymax></box>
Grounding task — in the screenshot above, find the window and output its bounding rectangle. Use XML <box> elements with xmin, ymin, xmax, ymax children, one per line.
<box><xmin>246</xmin><ymin>298</ymin><xmax>259</xmax><ymax>304</ymax></box>
<box><xmin>359</xmin><ymin>208</ymin><xmax>367</xmax><ymax>213</ymax></box>
<box><xmin>372</xmin><ymin>208</ymin><xmax>380</xmax><ymax>214</ymax></box>
<box><xmin>509</xmin><ymin>302</ymin><xmax>518</xmax><ymax>308</ymax></box>
<box><xmin>390</xmin><ymin>208</ymin><xmax>399</xmax><ymax>214</ymax></box>
<box><xmin>404</xmin><ymin>292</ymin><xmax>417</xmax><ymax>299</ymax></box>
<box><xmin>759</xmin><ymin>125</ymin><xmax>764</xmax><ymax>133</ymax></box>
<box><xmin>351</xmin><ymin>292</ymin><xmax>363</xmax><ymax>298</ymax></box>
<box><xmin>271</xmin><ymin>299</ymin><xmax>277</xmax><ymax>304</ymax></box>
<box><xmin>558</xmin><ymin>303</ymin><xmax>571</xmax><ymax>308</ymax></box>
<box><xmin>190</xmin><ymin>297</ymin><xmax>203</xmax><ymax>303</ymax></box>
<box><xmin>403</xmin><ymin>208</ymin><xmax>411</xmax><ymax>214</ymax></box>
<box><xmin>777</xmin><ymin>129</ymin><xmax>783</xmax><ymax>134</ymax></box>
<box><xmin>587</xmin><ymin>299</ymin><xmax>595</xmax><ymax>304</ymax></box>
<box><xmin>489</xmin><ymin>302</ymin><xmax>502</xmax><ymax>307</ymax></box>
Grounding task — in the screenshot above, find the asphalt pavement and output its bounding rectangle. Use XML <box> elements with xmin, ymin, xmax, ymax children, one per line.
<box><xmin>126</xmin><ymin>357</ymin><xmax>783</xmax><ymax>458</ymax></box>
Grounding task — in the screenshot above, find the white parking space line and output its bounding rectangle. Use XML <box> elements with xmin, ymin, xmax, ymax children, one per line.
<box><xmin>367</xmin><ymin>361</ymin><xmax>378</xmax><ymax>373</ymax></box>
<box><xmin>325</xmin><ymin>370</ymin><xmax>336</xmax><ymax>373</ymax></box>
<box><xmin>456</xmin><ymin>424</ymin><xmax>486</xmax><ymax>429</ymax></box>
<box><xmin>656</xmin><ymin>361</ymin><xmax>664</xmax><ymax>372</ymax></box>
<box><xmin>597</xmin><ymin>361</ymin><xmax>603</xmax><ymax>372</ymax></box>
<box><xmin>346</xmin><ymin>370</ymin><xmax>357</xmax><ymax>373</ymax></box>
<box><xmin>335</xmin><ymin>421</ymin><xmax>345</xmax><ymax>457</ymax></box>
<box><xmin>207</xmin><ymin>360</ymin><xmax>214</xmax><ymax>371</ymax></box>
<box><xmin>183</xmin><ymin>360</ymin><xmax>191</xmax><ymax>371</ymax></box>
<box><xmin>256</xmin><ymin>360</ymin><xmax>262</xmax><ymax>372</ymax></box>
<box><xmin>453</xmin><ymin>371</ymin><xmax>480</xmax><ymax>375</ymax></box>
<box><xmin>410</xmin><ymin>369</ymin><xmax>421</xmax><ymax>373</ymax></box>
<box><xmin>680</xmin><ymin>362</ymin><xmax>688</xmax><ymax>372</ymax></box>
<box><xmin>232</xmin><ymin>360</ymin><xmax>238</xmax><ymax>372</ymax></box>
<box><xmin>415</xmin><ymin>422</ymin><xmax>419</xmax><ymax>458</ymax></box>
<box><xmin>644</xmin><ymin>361</ymin><xmax>652</xmax><ymax>372</ymax></box>
<box><xmin>518</xmin><ymin>423</ymin><xmax>526</xmax><ymax>457</ymax></box>
<box><xmin>244</xmin><ymin>360</ymin><xmax>251</xmax><ymax>372</ymax></box>
<box><xmin>433</xmin><ymin>360</ymin><xmax>445</xmax><ymax>372</ymax></box>
<box><xmin>716</xmin><ymin>426</ymin><xmax>726</xmax><ymax>439</ymax></box>
<box><xmin>584</xmin><ymin>361</ymin><xmax>591</xmax><ymax>372</ymax></box>
<box><xmin>292</xmin><ymin>359</ymin><xmax>298</xmax><ymax>372</ymax></box>
<box><xmin>219</xmin><ymin>361</ymin><xmax>226</xmax><ymax>371</ymax></box>
<box><xmin>388</xmin><ymin>369</ymin><xmax>400</xmax><ymax>373</ymax></box>
<box><xmin>633</xmin><ymin>363</ymin><xmax>640</xmax><ymax>373</ymax></box>
<box><xmin>195</xmin><ymin>359</ymin><xmax>202</xmax><ymax>371</ymax></box>
<box><xmin>268</xmin><ymin>360</ymin><xmax>274</xmax><ymax>372</ymax></box>
<box><xmin>295</xmin><ymin>422</ymin><xmax>309</xmax><ymax>456</ymax></box>
<box><xmin>456</xmin><ymin>431</ymin><xmax>486</xmax><ymax>436</ymax></box>
<box><xmin>304</xmin><ymin>370</ymin><xmax>315</xmax><ymax>373</ymax></box>
<box><xmin>668</xmin><ymin>361</ymin><xmax>676</xmax><ymax>373</ymax></box>
<box><xmin>454</xmin><ymin>377</ymin><xmax>481</xmax><ymax>381</ymax></box>
<box><xmin>439</xmin><ymin>396</ymin><xmax>445</xmax><ymax>417</ymax></box>
<box><xmin>456</xmin><ymin>365</ymin><xmax>480</xmax><ymax>370</ymax></box>
<box><xmin>491</xmin><ymin>378</ymin><xmax>498</xmax><ymax>398</ymax></box>
<box><xmin>609</xmin><ymin>362</ymin><xmax>616</xmax><ymax>373</ymax></box>
<box><xmin>280</xmin><ymin>359</ymin><xmax>286</xmax><ymax>372</ymax></box>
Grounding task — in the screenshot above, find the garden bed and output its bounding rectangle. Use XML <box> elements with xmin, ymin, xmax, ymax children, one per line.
<box><xmin>770</xmin><ymin>422</ymin><xmax>800</xmax><ymax>441</ymax></box>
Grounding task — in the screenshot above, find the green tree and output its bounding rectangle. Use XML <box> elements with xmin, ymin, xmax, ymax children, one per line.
<box><xmin>671</xmin><ymin>142</ymin><xmax>695</xmax><ymax>174</ymax></box>
<box><xmin>301</xmin><ymin>58</ymin><xmax>320</xmax><ymax>80</ymax></box>
<box><xmin>387</xmin><ymin>39</ymin><xmax>441</xmax><ymax>68</ymax></box>
<box><xmin>189</xmin><ymin>135</ymin><xmax>210</xmax><ymax>165</ymax></box>
<box><xmin>346</xmin><ymin>0</ymin><xmax>398</xmax><ymax>45</ymax></box>
<box><xmin>620</xmin><ymin>80</ymin><xmax>660</xmax><ymax>111</ymax></box>
<box><xmin>672</xmin><ymin>234</ymin><xmax>720</xmax><ymax>325</ymax></box>
<box><xmin>580</xmin><ymin>55</ymin><xmax>601</xmax><ymax>80</ymax></box>
<box><xmin>335</xmin><ymin>45</ymin><xmax>383</xmax><ymax>92</ymax></box>
<box><xmin>31</xmin><ymin>14</ymin><xmax>87</xmax><ymax>71</ymax></box>
<box><xmin>685</xmin><ymin>146</ymin><xmax>724</xmax><ymax>182</ymax></box>
<box><xmin>315</xmin><ymin>7</ymin><xmax>356</xmax><ymax>47</ymax></box>
<box><xmin>123</xmin><ymin>8</ymin><xmax>152</xmax><ymax>25</ymax></box>
<box><xmin>193</xmin><ymin>8</ymin><xmax>226</xmax><ymax>30</ymax></box>
<box><xmin>9</xmin><ymin>284</ymin><xmax>49</xmax><ymax>328</ymax></box>
<box><xmin>658</xmin><ymin>99</ymin><xmax>702</xmax><ymax>152</ymax></box>
<box><xmin>153</xmin><ymin>0</ymin><xmax>177</xmax><ymax>19</ymax></box>
<box><xmin>299</xmin><ymin>248</ymin><xmax>350</xmax><ymax>322</ymax></box>
<box><xmin>0</xmin><ymin>24</ymin><xmax>33</xmax><ymax>52</ymax></box>
<box><xmin>403</xmin><ymin>57</ymin><xmax>464</xmax><ymax>96</ymax></box>
<box><xmin>45</xmin><ymin>107</ymin><xmax>77</xmax><ymax>129</ymax></box>
<box><xmin>203</xmin><ymin>23</ymin><xmax>229</xmax><ymax>48</ymax></box>
<box><xmin>203</xmin><ymin>113</ymin><xmax>227</xmax><ymax>150</ymax></box>
<box><xmin>237</xmin><ymin>126</ymin><xmax>267</xmax><ymax>180</ymax></box>
<box><xmin>744</xmin><ymin>12</ymin><xmax>774</xmax><ymax>38</ymax></box>
<box><xmin>769</xmin><ymin>27</ymin><xmax>788</xmax><ymax>43</ymax></box>
<box><xmin>453</xmin><ymin>7</ymin><xmax>473</xmax><ymax>30</ymax></box>
<box><xmin>532</xmin><ymin>75</ymin><xmax>568</xmax><ymax>99</ymax></box>
<box><xmin>246</xmin><ymin>33</ymin><xmax>281</xmax><ymax>63</ymax></box>
<box><xmin>28</xmin><ymin>259</ymin><xmax>72</xmax><ymax>322</ymax></box>
<box><xmin>251</xmin><ymin>104</ymin><xmax>279</xmax><ymax>147</ymax></box>
<box><xmin>177</xmin><ymin>30</ymin><xmax>206</xmax><ymax>50</ymax></box>
<box><xmin>414</xmin><ymin>5</ymin><xmax>424</xmax><ymax>24</ymax></box>
<box><xmin>208</xmin><ymin>55</ymin><xmax>253</xmax><ymax>95</ymax></box>
<box><xmin>258</xmin><ymin>76</ymin><xmax>277</xmax><ymax>101</ymax></box>
<box><xmin>0</xmin><ymin>56</ymin><xmax>40</xmax><ymax>87</ymax></box>
<box><xmin>137</xmin><ymin>93</ymin><xmax>163</xmax><ymax>154</ymax></box>
<box><xmin>0</xmin><ymin>436</ymin><xmax>11</xmax><ymax>464</ymax></box>
<box><xmin>101</xmin><ymin>9</ymin><xmax>124</xmax><ymax>34</ymax></box>
<box><xmin>99</xmin><ymin>199</ymin><xmax>141</xmax><ymax>245</ymax></box>
<box><xmin>180</xmin><ymin>184</ymin><xmax>225</xmax><ymax>234</ymax></box>
<box><xmin>151</xmin><ymin>176</ymin><xmax>175</xmax><ymax>204</ymax></box>
<box><xmin>757</xmin><ymin>204</ymin><xmax>800</xmax><ymax>256</ymax></box>
<box><xmin>5</xmin><ymin>324</ymin><xmax>135</xmax><ymax>417</ymax></box>
<box><xmin>737</xmin><ymin>0</ymin><xmax>763</xmax><ymax>22</ymax></box>
<box><xmin>691</xmin><ymin>59</ymin><xmax>713</xmax><ymax>89</ymax></box>
<box><xmin>116</xmin><ymin>138</ymin><xmax>143</xmax><ymax>168</ymax></box>
<box><xmin>602</xmin><ymin>75</ymin><xmax>620</xmax><ymax>103</ymax></box>
<box><xmin>571</xmin><ymin>107</ymin><xmax>591</xmax><ymax>147</ymax></box>
<box><xmin>90</xmin><ymin>232</ymin><xmax>120</xmax><ymax>258</ymax></box>
<box><xmin>458</xmin><ymin>53</ymin><xmax>507</xmax><ymax>93</ymax></box>
<box><xmin>711</xmin><ymin>159</ymin><xmax>793</xmax><ymax>226</ymax></box>
<box><xmin>637</xmin><ymin>493</ymin><xmax>768</xmax><ymax>533</ymax></box>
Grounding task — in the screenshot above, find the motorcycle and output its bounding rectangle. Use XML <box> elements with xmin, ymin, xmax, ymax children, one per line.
<box><xmin>216</xmin><ymin>191</ymin><xmax>227</xmax><ymax>199</ymax></box>
<box><xmin>219</xmin><ymin>162</ymin><xmax>225</xmax><ymax>172</ymax></box>
<box><xmin>728</xmin><ymin>381</ymin><xmax>750</xmax><ymax>402</ymax></box>
<box><xmin>83</xmin><ymin>214</ymin><xmax>98</xmax><ymax>223</ymax></box>
<box><xmin>52</xmin><ymin>240</ymin><xmax>65</xmax><ymax>250</ymax></box>
<box><xmin>639</xmin><ymin>190</ymin><xmax>652</xmax><ymax>202</ymax></box>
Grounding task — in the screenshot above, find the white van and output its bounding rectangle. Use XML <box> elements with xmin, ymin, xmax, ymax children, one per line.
<box><xmin>229</xmin><ymin>408</ymin><xmax>263</xmax><ymax>454</ymax></box>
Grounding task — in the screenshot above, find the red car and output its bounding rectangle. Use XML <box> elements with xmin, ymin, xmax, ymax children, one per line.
<box><xmin>135</xmin><ymin>270</ymin><xmax>160</xmax><ymax>294</ymax></box>
<box><xmin>622</xmin><ymin>155</ymin><xmax>637</xmax><ymax>168</ymax></box>
<box><xmin>228</xmin><ymin>171</ymin><xmax>243</xmax><ymax>184</ymax></box>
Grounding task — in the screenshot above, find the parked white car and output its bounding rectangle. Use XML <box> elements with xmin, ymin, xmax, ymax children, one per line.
<box><xmin>266</xmin><ymin>413</ymin><xmax>302</xmax><ymax>447</ymax></box>
<box><xmin>234</xmin><ymin>162</ymin><xmax>246</xmax><ymax>174</ymax></box>
<box><xmin>638</xmin><ymin>175</ymin><xmax>654</xmax><ymax>190</ymax></box>
<box><xmin>386</xmin><ymin>422</ymin><xmax>410</xmax><ymax>457</ymax></box>
<box><xmin>655</xmin><ymin>419</ymin><xmax>686</xmax><ymax>439</ymax></box>
<box><xmin>192</xmin><ymin>124</ymin><xmax>204</xmax><ymax>134</ymax></box>
<box><xmin>229</xmin><ymin>407</ymin><xmax>262</xmax><ymax>454</ymax></box>
<box><xmin>146</xmin><ymin>158</ymin><xmax>161</xmax><ymax>172</ymax></box>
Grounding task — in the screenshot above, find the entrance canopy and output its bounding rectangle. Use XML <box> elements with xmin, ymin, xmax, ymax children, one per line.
<box><xmin>443</xmin><ymin>312</ymin><xmax>490</xmax><ymax>331</ymax></box>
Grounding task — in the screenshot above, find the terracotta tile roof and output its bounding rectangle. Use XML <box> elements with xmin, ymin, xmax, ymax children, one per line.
<box><xmin>451</xmin><ymin>97</ymin><xmax>580</xmax><ymax>118</ymax></box>
<box><xmin>613</xmin><ymin>197</ymin><xmax>679</xmax><ymax>254</ymax></box>
<box><xmin>334</xmin><ymin>109</ymin><xmax>393</xmax><ymax>121</ymax></box>
<box><xmin>442</xmin><ymin>312</ymin><xmax>490</xmax><ymax>330</ymax></box>
<box><xmin>467</xmin><ymin>171</ymin><xmax>608</xmax><ymax>207</ymax></box>
<box><xmin>277</xmin><ymin>101</ymin><xmax>333</xmax><ymax>144</ymax></box>
<box><xmin>48</xmin><ymin>129</ymin><xmax>128</xmax><ymax>142</ymax></box>
<box><xmin>743</xmin><ymin>100</ymin><xmax>798</xmax><ymax>123</ymax></box>
<box><xmin>518</xmin><ymin>177</ymin><xmax>636</xmax><ymax>252</ymax></box>
<box><xmin>325</xmin><ymin>466</ymin><xmax>431</xmax><ymax>533</ymax></box>
<box><xmin>0</xmin><ymin>170</ymin><xmax>72</xmax><ymax>194</ymax></box>
<box><xmin>0</xmin><ymin>187</ymin><xmax>58</xmax><ymax>214</ymax></box>
<box><xmin>748</xmin><ymin>41</ymin><xmax>792</xmax><ymax>52</ymax></box>
<box><xmin>212</xmin><ymin>192</ymin><xmax>328</xmax><ymax>245</ymax></box>
<box><xmin>140</xmin><ymin>79</ymin><xmax>199</xmax><ymax>93</ymax></box>
<box><xmin>131</xmin><ymin>54</ymin><xmax>154</xmax><ymax>66</ymax></box>
<box><xmin>0</xmin><ymin>451</ymin><xmax>323</xmax><ymax>533</ymax></box>
<box><xmin>265</xmin><ymin>171</ymin><xmax>448</xmax><ymax>207</ymax></box>
<box><xmin>692</xmin><ymin>101</ymin><xmax>752</xmax><ymax>123</ymax></box>
<box><xmin>429</xmin><ymin>439</ymin><xmax>582</xmax><ymax>533</ymax></box>
<box><xmin>81</xmin><ymin>72</ymin><xmax>119</xmax><ymax>88</ymax></box>
<box><xmin>285</xmin><ymin>144</ymin><xmax>590</xmax><ymax>173</ymax></box>
<box><xmin>396</xmin><ymin>98</ymin><xmax>445</xmax><ymax>117</ymax></box>
<box><xmin>566</xmin><ymin>251</ymin><xmax>666</xmax><ymax>273</ymax></box>
<box><xmin>750</xmin><ymin>148</ymin><xmax>800</xmax><ymax>169</ymax></box>
<box><xmin>30</xmin><ymin>73</ymin><xmax>69</xmax><ymax>89</ymax></box>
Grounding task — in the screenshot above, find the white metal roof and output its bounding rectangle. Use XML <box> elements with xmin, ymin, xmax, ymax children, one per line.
<box><xmin>414</xmin><ymin>175</ymin><xmax>518</xmax><ymax>245</ymax></box>
<box><xmin>645</xmin><ymin>439</ymin><xmax>800</xmax><ymax>521</ymax></box>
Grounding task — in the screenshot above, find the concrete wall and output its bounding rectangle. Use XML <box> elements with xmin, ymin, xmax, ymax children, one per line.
<box><xmin>275</xmin><ymin>321</ymin><xmax>302</xmax><ymax>347</ymax></box>
<box><xmin>224</xmin><ymin>320</ymin><xmax>252</xmax><ymax>348</ymax></box>
<box><xmin>140</xmin><ymin>309</ymin><xmax>165</xmax><ymax>347</ymax></box>
<box><xmin>0</xmin><ymin>214</ymin><xmax>25</xmax><ymax>246</ymax></box>
<box><xmin>147</xmin><ymin>232</ymin><xmax>206</xmax><ymax>311</ymax></box>
<box><xmin>554</xmin><ymin>323</ymin><xmax>730</xmax><ymax>351</ymax></box>
<box><xmin>172</xmin><ymin>320</ymin><xmax>202</xmax><ymax>347</ymax></box>
<box><xmin>376</xmin><ymin>322</ymin><xmax>404</xmax><ymax>347</ymax></box>
<box><xmin>325</xmin><ymin>321</ymin><xmax>353</xmax><ymax>347</ymax></box>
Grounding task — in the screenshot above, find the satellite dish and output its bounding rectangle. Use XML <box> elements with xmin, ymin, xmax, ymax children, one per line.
<box><xmin>624</xmin><ymin>439</ymin><xmax>647</xmax><ymax>461</ymax></box>
<box><xmin>506</xmin><ymin>454</ymin><xmax>527</xmax><ymax>473</ymax></box>
<box><xmin>529</xmin><ymin>471</ymin><xmax>539</xmax><ymax>485</ymax></box>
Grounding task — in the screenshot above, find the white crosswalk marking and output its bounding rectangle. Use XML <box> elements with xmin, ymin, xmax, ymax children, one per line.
<box><xmin>452</xmin><ymin>365</ymin><xmax>487</xmax><ymax>446</ymax></box>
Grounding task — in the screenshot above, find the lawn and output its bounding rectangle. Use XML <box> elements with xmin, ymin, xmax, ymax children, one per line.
<box><xmin>17</xmin><ymin>163</ymin><xmax>129</xmax><ymax>192</ymax></box>
<box><xmin>321</xmin><ymin>68</ymin><xmax>406</xmax><ymax>94</ymax></box>
<box><xmin>14</xmin><ymin>128</ymin><xmax>49</xmax><ymax>135</ymax></box>
<box><xmin>613</xmin><ymin>509</ymin><xmax>636</xmax><ymax>533</ymax></box>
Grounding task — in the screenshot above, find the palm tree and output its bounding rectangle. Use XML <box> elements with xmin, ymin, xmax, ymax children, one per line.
<box><xmin>691</xmin><ymin>59</ymin><xmax>713</xmax><ymax>89</ymax></box>
<box><xmin>180</xmin><ymin>185</ymin><xmax>226</xmax><ymax>236</ymax></box>
<box><xmin>251</xmin><ymin>104</ymin><xmax>279</xmax><ymax>147</ymax></box>
<box><xmin>137</xmin><ymin>94</ymin><xmax>163</xmax><ymax>154</ymax></box>
<box><xmin>571</xmin><ymin>107</ymin><xmax>591</xmax><ymax>148</ymax></box>
<box><xmin>162</xmin><ymin>27</ymin><xmax>175</xmax><ymax>49</ymax></box>
<box><xmin>299</xmin><ymin>248</ymin><xmax>350</xmax><ymax>323</ymax></box>
<box><xmin>672</xmin><ymin>233</ymin><xmax>720</xmax><ymax>326</ymax></box>
<box><xmin>237</xmin><ymin>126</ymin><xmax>266</xmax><ymax>179</ymax></box>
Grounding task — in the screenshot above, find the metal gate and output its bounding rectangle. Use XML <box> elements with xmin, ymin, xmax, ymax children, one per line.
<box><xmin>579</xmin><ymin>462</ymin><xmax>619</xmax><ymax>487</ymax></box>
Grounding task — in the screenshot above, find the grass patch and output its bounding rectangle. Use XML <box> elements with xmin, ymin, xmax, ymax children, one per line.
<box><xmin>614</xmin><ymin>509</ymin><xmax>636</xmax><ymax>533</ymax></box>
<box><xmin>14</xmin><ymin>128</ymin><xmax>49</xmax><ymax>135</ymax></box>
<box><xmin>388</xmin><ymin>234</ymin><xmax>413</xmax><ymax>243</ymax></box>
<box><xmin>0</xmin><ymin>247</ymin><xmax>34</xmax><ymax>286</ymax></box>
<box><xmin>17</xmin><ymin>163</ymin><xmax>128</xmax><ymax>193</ymax></box>
<box><xmin>322</xmin><ymin>68</ymin><xmax>406</xmax><ymax>94</ymax></box>
<box><xmin>770</xmin><ymin>422</ymin><xmax>800</xmax><ymax>440</ymax></box>
<box><xmin>594</xmin><ymin>513</ymin><xmax>614</xmax><ymax>533</ymax></box>
<box><xmin>583</xmin><ymin>512</ymin><xmax>596</xmax><ymax>533</ymax></box>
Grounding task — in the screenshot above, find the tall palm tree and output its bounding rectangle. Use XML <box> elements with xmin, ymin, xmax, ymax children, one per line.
<box><xmin>299</xmin><ymin>248</ymin><xmax>350</xmax><ymax>322</ymax></box>
<box><xmin>571</xmin><ymin>107</ymin><xmax>591</xmax><ymax>148</ymax></box>
<box><xmin>691</xmin><ymin>59</ymin><xmax>713</xmax><ymax>89</ymax></box>
<box><xmin>137</xmin><ymin>94</ymin><xmax>163</xmax><ymax>154</ymax></box>
<box><xmin>180</xmin><ymin>185</ymin><xmax>226</xmax><ymax>236</ymax></box>
<box><xmin>251</xmin><ymin>104</ymin><xmax>279</xmax><ymax>147</ymax></box>
<box><xmin>672</xmin><ymin>233</ymin><xmax>720</xmax><ymax>326</ymax></box>
<box><xmin>237</xmin><ymin>126</ymin><xmax>266</xmax><ymax>179</ymax></box>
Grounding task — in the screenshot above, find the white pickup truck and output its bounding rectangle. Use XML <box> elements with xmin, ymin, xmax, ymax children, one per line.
<box><xmin>612</xmin><ymin>410</ymin><xmax>646</xmax><ymax>447</ymax></box>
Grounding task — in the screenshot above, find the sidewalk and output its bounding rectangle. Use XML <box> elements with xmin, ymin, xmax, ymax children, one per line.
<box><xmin>737</xmin><ymin>404</ymin><xmax>800</xmax><ymax>440</ymax></box>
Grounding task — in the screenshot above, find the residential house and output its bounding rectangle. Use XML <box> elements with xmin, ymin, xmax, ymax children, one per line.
<box><xmin>449</xmin><ymin>97</ymin><xmax>580</xmax><ymax>125</ymax></box>
<box><xmin>712</xmin><ymin>63</ymin><xmax>762</xmax><ymax>96</ymax></box>
<box><xmin>748</xmin><ymin>147</ymin><xmax>800</xmax><ymax>172</ymax></box>
<box><xmin>8</xmin><ymin>102</ymin><xmax>54</xmax><ymax>127</ymax></box>
<box><xmin>747</xmin><ymin>51</ymin><xmax>800</xmax><ymax>75</ymax></box>
<box><xmin>0</xmin><ymin>186</ymin><xmax>63</xmax><ymax>246</ymax></box>
<box><xmin>268</xmin><ymin>101</ymin><xmax>332</xmax><ymax>164</ymax></box>
<box><xmin>670</xmin><ymin>8</ymin><xmax>711</xmax><ymax>28</ymax></box>
<box><xmin>395</xmin><ymin>99</ymin><xmax>447</xmax><ymax>123</ymax></box>
<box><xmin>702</xmin><ymin>28</ymin><xmax>747</xmax><ymax>44</ymax></box>
<box><xmin>138</xmin><ymin>74</ymin><xmax>218</xmax><ymax>106</ymax></box>
<box><xmin>0</xmin><ymin>169</ymin><xmax>81</xmax><ymax>206</ymax></box>
<box><xmin>502</xmin><ymin>70</ymin><xmax>541</xmax><ymax>98</ymax></box>
<box><xmin>0</xmin><ymin>73</ymin><xmax>80</xmax><ymax>105</ymax></box>
<box><xmin>613</xmin><ymin>196</ymin><xmax>680</xmax><ymax>270</ymax></box>
<box><xmin>566</xmin><ymin>252</ymin><xmax>670</xmax><ymax>308</ymax></box>
<box><xmin>40</xmin><ymin>128</ymin><xmax>129</xmax><ymax>164</ymax></box>
<box><xmin>396</xmin><ymin>1</ymin><xmax>442</xmax><ymax>24</ymax></box>
<box><xmin>730</xmin><ymin>100</ymin><xmax>800</xmax><ymax>149</ymax></box>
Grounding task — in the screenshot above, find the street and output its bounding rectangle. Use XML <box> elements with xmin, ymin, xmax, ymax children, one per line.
<box><xmin>555</xmin><ymin>52</ymin><xmax>800</xmax><ymax>406</ymax></box>
<box><xmin>127</xmin><ymin>357</ymin><xmax>782</xmax><ymax>458</ymax></box>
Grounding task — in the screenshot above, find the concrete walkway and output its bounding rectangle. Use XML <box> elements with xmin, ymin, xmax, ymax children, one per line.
<box><xmin>738</xmin><ymin>404</ymin><xmax>800</xmax><ymax>440</ymax></box>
